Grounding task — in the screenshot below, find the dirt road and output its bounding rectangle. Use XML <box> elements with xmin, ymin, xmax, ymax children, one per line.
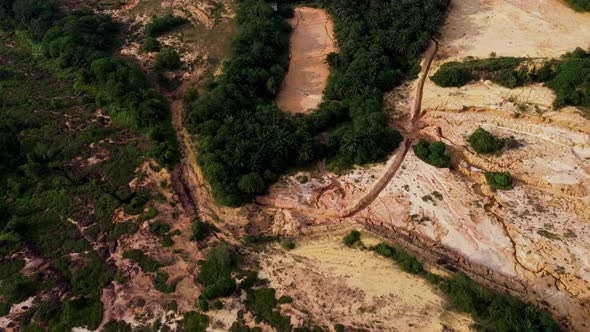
<box><xmin>258</xmin><ymin>39</ymin><xmax>439</xmax><ymax>218</ymax></box>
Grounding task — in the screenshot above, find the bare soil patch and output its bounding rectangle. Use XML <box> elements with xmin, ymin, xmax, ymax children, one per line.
<box><xmin>276</xmin><ymin>7</ymin><xmax>336</xmax><ymax>114</ymax></box>
<box><xmin>258</xmin><ymin>232</ymin><xmax>473</xmax><ymax>331</ymax></box>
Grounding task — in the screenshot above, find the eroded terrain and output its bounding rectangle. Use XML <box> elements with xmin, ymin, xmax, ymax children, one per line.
<box><xmin>3</xmin><ymin>0</ymin><xmax>590</xmax><ymax>331</ymax></box>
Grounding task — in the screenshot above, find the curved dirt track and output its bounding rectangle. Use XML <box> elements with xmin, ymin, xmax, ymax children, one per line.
<box><xmin>275</xmin><ymin>7</ymin><xmax>337</xmax><ymax>114</ymax></box>
<box><xmin>258</xmin><ymin>39</ymin><xmax>439</xmax><ymax>218</ymax></box>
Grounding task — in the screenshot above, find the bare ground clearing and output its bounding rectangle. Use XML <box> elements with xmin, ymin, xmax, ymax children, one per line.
<box><xmin>258</xmin><ymin>231</ymin><xmax>473</xmax><ymax>331</ymax></box>
<box><xmin>276</xmin><ymin>7</ymin><xmax>336</xmax><ymax>114</ymax></box>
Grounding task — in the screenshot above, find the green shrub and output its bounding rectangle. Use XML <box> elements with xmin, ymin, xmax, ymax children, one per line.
<box><xmin>22</xmin><ymin>324</ymin><xmax>43</xmax><ymax>332</ymax></box>
<box><xmin>162</xmin><ymin>235</ymin><xmax>174</xmax><ymax>247</ymax></box>
<box><xmin>245</xmin><ymin>288</ymin><xmax>291</xmax><ymax>332</ymax></box>
<box><xmin>0</xmin><ymin>231</ymin><xmax>21</xmax><ymax>255</ymax></box>
<box><xmin>58</xmin><ymin>297</ymin><xmax>104</xmax><ymax>331</ymax></box>
<box><xmin>138</xmin><ymin>207</ymin><xmax>158</xmax><ymax>222</ymax></box>
<box><xmin>198</xmin><ymin>296</ymin><xmax>209</xmax><ymax>312</ymax></box>
<box><xmin>238</xmin><ymin>270</ymin><xmax>258</xmax><ymax>289</ymax></box>
<box><xmin>150</xmin><ymin>220</ymin><xmax>170</xmax><ymax>235</ymax></box>
<box><xmin>141</xmin><ymin>37</ymin><xmax>160</xmax><ymax>52</ymax></box>
<box><xmin>33</xmin><ymin>299</ymin><xmax>62</xmax><ymax>324</ymax></box>
<box><xmin>413</xmin><ymin>140</ymin><xmax>452</xmax><ymax>168</ymax></box>
<box><xmin>166</xmin><ymin>300</ymin><xmax>178</xmax><ymax>312</ymax></box>
<box><xmin>370</xmin><ymin>243</ymin><xmax>425</xmax><ymax>275</ymax></box>
<box><xmin>196</xmin><ymin>244</ymin><xmax>237</xmax><ymax>299</ymax></box>
<box><xmin>277</xmin><ymin>295</ymin><xmax>293</xmax><ymax>304</ymax></box>
<box><xmin>431</xmin><ymin>57</ymin><xmax>526</xmax><ymax>88</ymax></box>
<box><xmin>343</xmin><ymin>230</ymin><xmax>361</xmax><ymax>247</ymax></box>
<box><xmin>183</xmin><ymin>311</ymin><xmax>209</xmax><ymax>332</ymax></box>
<box><xmin>468</xmin><ymin>127</ymin><xmax>506</xmax><ymax>154</ymax></box>
<box><xmin>238</xmin><ymin>173</ymin><xmax>265</xmax><ymax>194</ymax></box>
<box><xmin>190</xmin><ymin>218</ymin><xmax>212</xmax><ymax>242</ymax></box>
<box><xmin>0</xmin><ymin>302</ymin><xmax>8</xmax><ymax>316</ymax></box>
<box><xmin>0</xmin><ymin>273</ymin><xmax>36</xmax><ymax>304</ymax></box>
<box><xmin>0</xmin><ymin>258</ymin><xmax>25</xmax><ymax>279</ymax></box>
<box><xmin>430</xmin><ymin>65</ymin><xmax>471</xmax><ymax>87</ymax></box>
<box><xmin>214</xmin><ymin>300</ymin><xmax>223</xmax><ymax>310</ymax></box>
<box><xmin>441</xmin><ymin>273</ymin><xmax>559</xmax><ymax>331</ymax></box>
<box><xmin>154</xmin><ymin>271</ymin><xmax>178</xmax><ymax>293</ymax></box>
<box><xmin>145</xmin><ymin>15</ymin><xmax>187</xmax><ymax>38</ymax></box>
<box><xmin>122</xmin><ymin>249</ymin><xmax>161</xmax><ymax>272</ymax></box>
<box><xmin>156</xmin><ymin>48</ymin><xmax>181</xmax><ymax>71</ymax></box>
<box><xmin>545</xmin><ymin>48</ymin><xmax>590</xmax><ymax>109</ymax></box>
<box><xmin>484</xmin><ymin>172</ymin><xmax>513</xmax><ymax>191</ymax></box>
<box><xmin>280</xmin><ymin>239</ymin><xmax>295</xmax><ymax>251</ymax></box>
<box><xmin>103</xmin><ymin>320</ymin><xmax>133</xmax><ymax>332</ymax></box>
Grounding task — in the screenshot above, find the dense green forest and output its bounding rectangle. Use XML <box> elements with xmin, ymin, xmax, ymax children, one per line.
<box><xmin>431</xmin><ymin>49</ymin><xmax>590</xmax><ymax>111</ymax></box>
<box><xmin>185</xmin><ymin>0</ymin><xmax>449</xmax><ymax>206</ymax></box>
<box><xmin>566</xmin><ymin>0</ymin><xmax>590</xmax><ymax>11</ymax></box>
<box><xmin>0</xmin><ymin>0</ymin><xmax>179</xmax><ymax>330</ymax></box>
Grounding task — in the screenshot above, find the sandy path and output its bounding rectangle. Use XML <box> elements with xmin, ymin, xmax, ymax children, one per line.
<box><xmin>275</xmin><ymin>7</ymin><xmax>336</xmax><ymax>114</ymax></box>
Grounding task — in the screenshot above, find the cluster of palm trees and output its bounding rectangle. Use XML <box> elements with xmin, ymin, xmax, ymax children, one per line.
<box><xmin>185</xmin><ymin>0</ymin><xmax>450</xmax><ymax>206</ymax></box>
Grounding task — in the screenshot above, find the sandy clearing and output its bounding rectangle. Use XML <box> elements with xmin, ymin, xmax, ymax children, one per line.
<box><xmin>276</xmin><ymin>7</ymin><xmax>336</xmax><ymax>114</ymax></box>
<box><xmin>421</xmin><ymin>0</ymin><xmax>590</xmax><ymax>115</ymax></box>
<box><xmin>258</xmin><ymin>232</ymin><xmax>473</xmax><ymax>331</ymax></box>
<box><xmin>439</xmin><ymin>0</ymin><xmax>590</xmax><ymax>60</ymax></box>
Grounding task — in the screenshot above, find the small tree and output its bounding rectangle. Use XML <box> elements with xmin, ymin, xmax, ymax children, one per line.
<box><xmin>468</xmin><ymin>127</ymin><xmax>506</xmax><ymax>154</ymax></box>
<box><xmin>156</xmin><ymin>48</ymin><xmax>181</xmax><ymax>70</ymax></box>
<box><xmin>485</xmin><ymin>171</ymin><xmax>513</xmax><ymax>191</ymax></box>
<box><xmin>141</xmin><ymin>37</ymin><xmax>160</xmax><ymax>52</ymax></box>
<box><xmin>413</xmin><ymin>140</ymin><xmax>451</xmax><ymax>168</ymax></box>
<box><xmin>343</xmin><ymin>230</ymin><xmax>361</xmax><ymax>247</ymax></box>
<box><xmin>280</xmin><ymin>239</ymin><xmax>295</xmax><ymax>251</ymax></box>
<box><xmin>238</xmin><ymin>173</ymin><xmax>265</xmax><ymax>194</ymax></box>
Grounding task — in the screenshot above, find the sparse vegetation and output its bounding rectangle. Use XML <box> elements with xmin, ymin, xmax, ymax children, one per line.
<box><xmin>413</xmin><ymin>140</ymin><xmax>452</xmax><ymax>168</ymax></box>
<box><xmin>145</xmin><ymin>14</ymin><xmax>187</xmax><ymax>38</ymax></box>
<box><xmin>440</xmin><ymin>273</ymin><xmax>559</xmax><ymax>332</ymax></box>
<box><xmin>154</xmin><ymin>271</ymin><xmax>179</xmax><ymax>293</ymax></box>
<box><xmin>343</xmin><ymin>230</ymin><xmax>361</xmax><ymax>247</ymax></box>
<box><xmin>431</xmin><ymin>57</ymin><xmax>526</xmax><ymax>88</ymax></box>
<box><xmin>0</xmin><ymin>3</ymin><xmax>181</xmax><ymax>327</ymax></box>
<box><xmin>468</xmin><ymin>127</ymin><xmax>506</xmax><ymax>154</ymax></box>
<box><xmin>196</xmin><ymin>244</ymin><xmax>237</xmax><ymax>299</ymax></box>
<box><xmin>351</xmin><ymin>233</ymin><xmax>559</xmax><ymax>331</ymax></box>
<box><xmin>371</xmin><ymin>243</ymin><xmax>425</xmax><ymax>275</ymax></box>
<box><xmin>156</xmin><ymin>48</ymin><xmax>182</xmax><ymax>70</ymax></box>
<box><xmin>432</xmin><ymin>49</ymin><xmax>590</xmax><ymax>112</ymax></box>
<box><xmin>245</xmin><ymin>288</ymin><xmax>292</xmax><ymax>332</ymax></box>
<box><xmin>280</xmin><ymin>239</ymin><xmax>295</xmax><ymax>251</ymax></box>
<box><xmin>141</xmin><ymin>37</ymin><xmax>160</xmax><ymax>53</ymax></box>
<box><xmin>190</xmin><ymin>218</ymin><xmax>213</xmax><ymax>241</ymax></box>
<box><xmin>485</xmin><ymin>171</ymin><xmax>513</xmax><ymax>191</ymax></box>
<box><xmin>183</xmin><ymin>311</ymin><xmax>209</xmax><ymax>332</ymax></box>
<box><xmin>123</xmin><ymin>249</ymin><xmax>162</xmax><ymax>272</ymax></box>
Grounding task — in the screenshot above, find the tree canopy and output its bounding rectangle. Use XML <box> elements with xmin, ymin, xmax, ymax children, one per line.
<box><xmin>185</xmin><ymin>0</ymin><xmax>449</xmax><ymax>206</ymax></box>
